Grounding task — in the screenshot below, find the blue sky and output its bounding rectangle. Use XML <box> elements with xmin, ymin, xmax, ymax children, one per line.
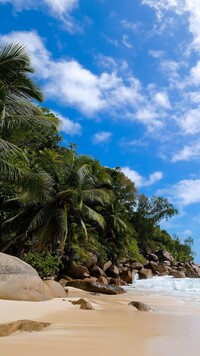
<box><xmin>1</xmin><ymin>0</ymin><xmax>200</xmax><ymax>261</ymax></box>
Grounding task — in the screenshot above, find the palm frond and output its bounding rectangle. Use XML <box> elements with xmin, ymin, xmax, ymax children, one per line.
<box><xmin>83</xmin><ymin>188</ymin><xmax>110</xmax><ymax>205</ymax></box>
<box><xmin>28</xmin><ymin>200</ymin><xmax>57</xmax><ymax>232</ymax></box>
<box><xmin>0</xmin><ymin>158</ymin><xmax>32</xmax><ymax>182</ymax></box>
<box><xmin>36</xmin><ymin>213</ymin><xmax>56</xmax><ymax>252</ymax></box>
<box><xmin>83</xmin><ymin>205</ymin><xmax>105</xmax><ymax>228</ymax></box>
<box><xmin>56</xmin><ymin>205</ymin><xmax>69</xmax><ymax>251</ymax></box>
<box><xmin>0</xmin><ymin>43</ymin><xmax>43</xmax><ymax>102</ymax></box>
<box><xmin>0</xmin><ymin>138</ymin><xmax>27</xmax><ymax>159</ymax></box>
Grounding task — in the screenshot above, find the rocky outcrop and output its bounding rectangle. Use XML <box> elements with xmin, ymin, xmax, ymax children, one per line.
<box><xmin>155</xmin><ymin>250</ymin><xmax>174</xmax><ymax>264</ymax></box>
<box><xmin>138</xmin><ymin>268</ymin><xmax>153</xmax><ymax>279</ymax></box>
<box><xmin>169</xmin><ymin>269</ymin><xmax>186</xmax><ymax>278</ymax></box>
<box><xmin>148</xmin><ymin>254</ymin><xmax>159</xmax><ymax>263</ymax></box>
<box><xmin>97</xmin><ymin>276</ymin><xmax>109</xmax><ymax>285</ymax></box>
<box><xmin>184</xmin><ymin>263</ymin><xmax>199</xmax><ymax>278</ymax></box>
<box><xmin>86</xmin><ymin>255</ymin><xmax>98</xmax><ymax>270</ymax></box>
<box><xmin>66</xmin><ymin>279</ymin><xmax>126</xmax><ymax>294</ymax></box>
<box><xmin>120</xmin><ymin>269</ymin><xmax>133</xmax><ymax>284</ymax></box>
<box><xmin>130</xmin><ymin>262</ymin><xmax>143</xmax><ymax>271</ymax></box>
<box><xmin>44</xmin><ymin>279</ymin><xmax>68</xmax><ymax>298</ymax></box>
<box><xmin>64</xmin><ymin>266</ymin><xmax>90</xmax><ymax>279</ymax></box>
<box><xmin>0</xmin><ymin>253</ymin><xmax>67</xmax><ymax>301</ymax></box>
<box><xmin>103</xmin><ymin>261</ymin><xmax>112</xmax><ymax>272</ymax></box>
<box><xmin>0</xmin><ymin>320</ymin><xmax>51</xmax><ymax>337</ymax></box>
<box><xmin>129</xmin><ymin>301</ymin><xmax>151</xmax><ymax>312</ymax></box>
<box><xmin>0</xmin><ymin>252</ymin><xmax>38</xmax><ymax>276</ymax></box>
<box><xmin>106</xmin><ymin>265</ymin><xmax>120</xmax><ymax>278</ymax></box>
<box><xmin>90</xmin><ymin>266</ymin><xmax>107</xmax><ymax>279</ymax></box>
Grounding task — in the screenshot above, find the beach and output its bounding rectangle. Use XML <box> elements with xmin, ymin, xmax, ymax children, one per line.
<box><xmin>1</xmin><ymin>287</ymin><xmax>200</xmax><ymax>356</ymax></box>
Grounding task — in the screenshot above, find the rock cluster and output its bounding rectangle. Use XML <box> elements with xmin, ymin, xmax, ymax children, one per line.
<box><xmin>59</xmin><ymin>249</ymin><xmax>200</xmax><ymax>294</ymax></box>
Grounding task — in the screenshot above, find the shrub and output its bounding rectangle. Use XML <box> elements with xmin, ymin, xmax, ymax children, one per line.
<box><xmin>24</xmin><ymin>251</ymin><xmax>61</xmax><ymax>278</ymax></box>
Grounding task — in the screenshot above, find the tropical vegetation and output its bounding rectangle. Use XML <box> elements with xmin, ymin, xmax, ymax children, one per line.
<box><xmin>0</xmin><ymin>42</ymin><xmax>195</xmax><ymax>276</ymax></box>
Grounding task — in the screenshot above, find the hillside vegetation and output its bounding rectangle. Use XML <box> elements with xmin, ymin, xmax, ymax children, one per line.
<box><xmin>0</xmin><ymin>43</ymin><xmax>194</xmax><ymax>276</ymax></box>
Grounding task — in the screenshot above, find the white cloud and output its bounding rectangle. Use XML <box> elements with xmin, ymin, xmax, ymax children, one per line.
<box><xmin>176</xmin><ymin>108</ymin><xmax>200</xmax><ymax>135</ymax></box>
<box><xmin>154</xmin><ymin>92</ymin><xmax>171</xmax><ymax>109</ymax></box>
<box><xmin>134</xmin><ymin>106</ymin><xmax>164</xmax><ymax>131</ymax></box>
<box><xmin>120</xmin><ymin>19</ymin><xmax>139</xmax><ymax>31</ymax></box>
<box><xmin>190</xmin><ymin>61</ymin><xmax>200</xmax><ymax>85</ymax></box>
<box><xmin>171</xmin><ymin>140</ymin><xmax>200</xmax><ymax>162</ymax></box>
<box><xmin>0</xmin><ymin>31</ymin><xmax>145</xmax><ymax>116</ymax></box>
<box><xmin>0</xmin><ymin>30</ymin><xmax>51</xmax><ymax>77</ymax></box>
<box><xmin>53</xmin><ymin>111</ymin><xmax>81</xmax><ymax>136</ymax></box>
<box><xmin>121</xmin><ymin>167</ymin><xmax>163</xmax><ymax>188</ymax></box>
<box><xmin>158</xmin><ymin>179</ymin><xmax>200</xmax><ymax>206</ymax></box>
<box><xmin>0</xmin><ymin>0</ymin><xmax>34</xmax><ymax>9</ymax></box>
<box><xmin>0</xmin><ymin>30</ymin><xmax>176</xmax><ymax>135</ymax></box>
<box><xmin>44</xmin><ymin>0</ymin><xmax>78</xmax><ymax>14</ymax></box>
<box><xmin>122</xmin><ymin>35</ymin><xmax>133</xmax><ymax>49</ymax></box>
<box><xmin>188</xmin><ymin>91</ymin><xmax>200</xmax><ymax>103</ymax></box>
<box><xmin>142</xmin><ymin>0</ymin><xmax>200</xmax><ymax>52</ymax></box>
<box><xmin>92</xmin><ymin>131</ymin><xmax>112</xmax><ymax>144</ymax></box>
<box><xmin>0</xmin><ymin>0</ymin><xmax>79</xmax><ymax>32</ymax></box>
<box><xmin>148</xmin><ymin>50</ymin><xmax>165</xmax><ymax>58</ymax></box>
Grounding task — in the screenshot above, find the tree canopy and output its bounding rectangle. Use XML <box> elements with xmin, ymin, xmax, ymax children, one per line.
<box><xmin>0</xmin><ymin>42</ymin><xmax>194</xmax><ymax>268</ymax></box>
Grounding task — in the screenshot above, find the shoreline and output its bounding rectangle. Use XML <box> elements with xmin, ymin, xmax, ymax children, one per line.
<box><xmin>1</xmin><ymin>287</ymin><xmax>200</xmax><ymax>356</ymax></box>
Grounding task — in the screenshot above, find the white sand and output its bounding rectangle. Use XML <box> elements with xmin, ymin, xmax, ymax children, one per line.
<box><xmin>1</xmin><ymin>287</ymin><xmax>200</xmax><ymax>356</ymax></box>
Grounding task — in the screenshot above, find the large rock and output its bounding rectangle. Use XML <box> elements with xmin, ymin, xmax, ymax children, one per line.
<box><xmin>106</xmin><ymin>265</ymin><xmax>120</xmax><ymax>278</ymax></box>
<box><xmin>72</xmin><ymin>298</ymin><xmax>93</xmax><ymax>310</ymax></box>
<box><xmin>129</xmin><ymin>301</ymin><xmax>151</xmax><ymax>312</ymax></box>
<box><xmin>90</xmin><ymin>265</ymin><xmax>107</xmax><ymax>278</ymax></box>
<box><xmin>138</xmin><ymin>268</ymin><xmax>153</xmax><ymax>279</ymax></box>
<box><xmin>0</xmin><ymin>253</ymin><xmax>67</xmax><ymax>301</ymax></box>
<box><xmin>148</xmin><ymin>254</ymin><xmax>159</xmax><ymax>263</ymax></box>
<box><xmin>184</xmin><ymin>263</ymin><xmax>198</xmax><ymax>278</ymax></box>
<box><xmin>86</xmin><ymin>255</ymin><xmax>98</xmax><ymax>270</ymax></box>
<box><xmin>145</xmin><ymin>261</ymin><xmax>159</xmax><ymax>274</ymax></box>
<box><xmin>155</xmin><ymin>250</ymin><xmax>174</xmax><ymax>264</ymax></box>
<box><xmin>169</xmin><ymin>269</ymin><xmax>186</xmax><ymax>278</ymax></box>
<box><xmin>65</xmin><ymin>266</ymin><xmax>90</xmax><ymax>279</ymax></box>
<box><xmin>66</xmin><ymin>279</ymin><xmax>126</xmax><ymax>295</ymax></box>
<box><xmin>44</xmin><ymin>279</ymin><xmax>68</xmax><ymax>298</ymax></box>
<box><xmin>130</xmin><ymin>262</ymin><xmax>143</xmax><ymax>271</ymax></box>
<box><xmin>103</xmin><ymin>261</ymin><xmax>112</xmax><ymax>272</ymax></box>
<box><xmin>120</xmin><ymin>269</ymin><xmax>133</xmax><ymax>284</ymax></box>
<box><xmin>109</xmin><ymin>277</ymin><xmax>127</xmax><ymax>286</ymax></box>
<box><xmin>0</xmin><ymin>320</ymin><xmax>51</xmax><ymax>337</ymax></box>
<box><xmin>97</xmin><ymin>276</ymin><xmax>109</xmax><ymax>285</ymax></box>
<box><xmin>0</xmin><ymin>253</ymin><xmax>38</xmax><ymax>276</ymax></box>
<box><xmin>156</xmin><ymin>264</ymin><xmax>172</xmax><ymax>275</ymax></box>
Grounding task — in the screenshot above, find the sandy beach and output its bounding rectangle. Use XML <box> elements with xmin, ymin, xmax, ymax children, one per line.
<box><xmin>1</xmin><ymin>287</ymin><xmax>200</xmax><ymax>356</ymax></box>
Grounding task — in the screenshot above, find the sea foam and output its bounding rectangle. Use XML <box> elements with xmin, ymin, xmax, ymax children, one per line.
<box><xmin>126</xmin><ymin>276</ymin><xmax>200</xmax><ymax>304</ymax></box>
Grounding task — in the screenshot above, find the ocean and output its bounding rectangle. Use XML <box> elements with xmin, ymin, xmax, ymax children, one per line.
<box><xmin>125</xmin><ymin>275</ymin><xmax>200</xmax><ymax>305</ymax></box>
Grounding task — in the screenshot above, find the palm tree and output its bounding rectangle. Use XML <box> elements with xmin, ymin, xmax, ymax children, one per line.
<box><xmin>2</xmin><ymin>150</ymin><xmax>110</xmax><ymax>255</ymax></box>
<box><xmin>102</xmin><ymin>198</ymin><xmax>129</xmax><ymax>260</ymax></box>
<box><xmin>0</xmin><ymin>43</ymin><xmax>58</xmax><ymax>181</ymax></box>
<box><xmin>0</xmin><ymin>43</ymin><xmax>43</xmax><ymax>122</ymax></box>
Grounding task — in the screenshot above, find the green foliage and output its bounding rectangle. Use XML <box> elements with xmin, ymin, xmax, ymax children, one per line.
<box><xmin>127</xmin><ymin>238</ymin><xmax>147</xmax><ymax>265</ymax></box>
<box><xmin>0</xmin><ymin>40</ymin><xmax>195</xmax><ymax>269</ymax></box>
<box><xmin>132</xmin><ymin>194</ymin><xmax>178</xmax><ymax>245</ymax></box>
<box><xmin>24</xmin><ymin>251</ymin><xmax>61</xmax><ymax>278</ymax></box>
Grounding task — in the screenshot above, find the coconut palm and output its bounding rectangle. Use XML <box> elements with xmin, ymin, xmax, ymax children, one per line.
<box><xmin>0</xmin><ymin>43</ymin><xmax>58</xmax><ymax>180</ymax></box>
<box><xmin>2</xmin><ymin>150</ymin><xmax>110</xmax><ymax>255</ymax></box>
<box><xmin>0</xmin><ymin>42</ymin><xmax>43</xmax><ymax>122</ymax></box>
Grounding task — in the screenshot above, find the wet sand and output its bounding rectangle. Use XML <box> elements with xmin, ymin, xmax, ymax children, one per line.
<box><xmin>1</xmin><ymin>287</ymin><xmax>200</xmax><ymax>356</ymax></box>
